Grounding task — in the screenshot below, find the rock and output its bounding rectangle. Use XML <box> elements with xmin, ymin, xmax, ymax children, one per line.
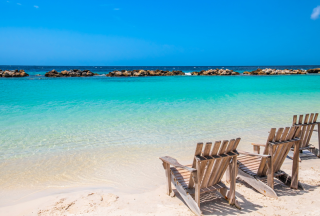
<box><xmin>307</xmin><ymin>68</ymin><xmax>320</xmax><ymax>73</ymax></box>
<box><xmin>122</xmin><ymin>71</ymin><xmax>131</xmax><ymax>76</ymax></box>
<box><xmin>243</xmin><ymin>71</ymin><xmax>251</xmax><ymax>75</ymax></box>
<box><xmin>106</xmin><ymin>69</ymin><xmax>185</xmax><ymax>77</ymax></box>
<box><xmin>165</xmin><ymin>72</ymin><xmax>174</xmax><ymax>76</ymax></box>
<box><xmin>20</xmin><ymin>72</ymin><xmax>28</xmax><ymax>77</ymax></box>
<box><xmin>61</xmin><ymin>70</ymin><xmax>69</xmax><ymax>75</ymax></box>
<box><xmin>0</xmin><ymin>69</ymin><xmax>29</xmax><ymax>77</ymax></box>
<box><xmin>3</xmin><ymin>72</ymin><xmax>10</xmax><ymax>77</ymax></box>
<box><xmin>115</xmin><ymin>71</ymin><xmax>122</xmax><ymax>76</ymax></box>
<box><xmin>191</xmin><ymin>72</ymin><xmax>199</xmax><ymax>75</ymax></box>
<box><xmin>44</xmin><ymin>69</ymin><xmax>94</xmax><ymax>77</ymax></box>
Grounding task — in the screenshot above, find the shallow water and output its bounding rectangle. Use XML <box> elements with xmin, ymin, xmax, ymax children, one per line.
<box><xmin>0</xmin><ymin>69</ymin><xmax>320</xmax><ymax>205</ymax></box>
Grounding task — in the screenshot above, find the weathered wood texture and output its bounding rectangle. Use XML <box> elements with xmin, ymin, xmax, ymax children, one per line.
<box><xmin>160</xmin><ymin>138</ymin><xmax>241</xmax><ymax>215</ymax></box>
<box><xmin>292</xmin><ymin>113</ymin><xmax>319</xmax><ymax>157</ymax></box>
<box><xmin>237</xmin><ymin>126</ymin><xmax>301</xmax><ymax>198</ymax></box>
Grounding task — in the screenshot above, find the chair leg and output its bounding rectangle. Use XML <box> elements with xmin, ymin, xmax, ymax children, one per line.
<box><xmin>228</xmin><ymin>156</ymin><xmax>237</xmax><ymax>205</ymax></box>
<box><xmin>194</xmin><ymin>160</ymin><xmax>201</xmax><ymax>208</ymax></box>
<box><xmin>267</xmin><ymin>146</ymin><xmax>274</xmax><ymax>189</ymax></box>
<box><xmin>253</xmin><ymin>145</ymin><xmax>260</xmax><ymax>154</ymax></box>
<box><xmin>219</xmin><ymin>187</ymin><xmax>241</xmax><ymax>209</ymax></box>
<box><xmin>163</xmin><ymin>162</ymin><xmax>172</xmax><ymax>195</ymax></box>
<box><xmin>291</xmin><ymin>141</ymin><xmax>300</xmax><ymax>189</ymax></box>
<box><xmin>225</xmin><ymin>165</ymin><xmax>231</xmax><ymax>183</ymax></box>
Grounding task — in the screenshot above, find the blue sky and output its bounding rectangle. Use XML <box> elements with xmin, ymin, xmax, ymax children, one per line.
<box><xmin>1</xmin><ymin>0</ymin><xmax>320</xmax><ymax>66</ymax></box>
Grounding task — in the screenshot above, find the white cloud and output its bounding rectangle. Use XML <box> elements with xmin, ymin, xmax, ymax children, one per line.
<box><xmin>113</xmin><ymin>8</ymin><xmax>120</xmax><ymax>10</ymax></box>
<box><xmin>34</xmin><ymin>5</ymin><xmax>39</xmax><ymax>9</ymax></box>
<box><xmin>311</xmin><ymin>6</ymin><xmax>320</xmax><ymax>20</ymax></box>
<box><xmin>17</xmin><ymin>3</ymin><xmax>21</xmax><ymax>5</ymax></box>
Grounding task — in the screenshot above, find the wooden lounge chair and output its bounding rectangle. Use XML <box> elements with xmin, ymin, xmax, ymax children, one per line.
<box><xmin>160</xmin><ymin>138</ymin><xmax>241</xmax><ymax>216</ymax></box>
<box><xmin>237</xmin><ymin>126</ymin><xmax>302</xmax><ymax>199</ymax></box>
<box><xmin>291</xmin><ymin>113</ymin><xmax>320</xmax><ymax>157</ymax></box>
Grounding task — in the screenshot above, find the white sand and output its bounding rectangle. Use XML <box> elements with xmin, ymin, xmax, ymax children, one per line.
<box><xmin>1</xmin><ymin>155</ymin><xmax>320</xmax><ymax>216</ymax></box>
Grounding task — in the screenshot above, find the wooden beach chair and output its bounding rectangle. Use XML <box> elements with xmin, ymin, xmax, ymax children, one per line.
<box><xmin>160</xmin><ymin>138</ymin><xmax>241</xmax><ymax>216</ymax></box>
<box><xmin>237</xmin><ymin>126</ymin><xmax>302</xmax><ymax>199</ymax></box>
<box><xmin>291</xmin><ymin>113</ymin><xmax>320</xmax><ymax>157</ymax></box>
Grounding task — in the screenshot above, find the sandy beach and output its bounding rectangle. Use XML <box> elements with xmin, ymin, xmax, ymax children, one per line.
<box><xmin>1</xmin><ymin>152</ymin><xmax>319</xmax><ymax>216</ymax></box>
<box><xmin>2</xmin><ymin>0</ymin><xmax>320</xmax><ymax>215</ymax></box>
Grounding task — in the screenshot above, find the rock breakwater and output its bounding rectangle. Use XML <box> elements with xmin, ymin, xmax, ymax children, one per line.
<box><xmin>243</xmin><ymin>68</ymin><xmax>307</xmax><ymax>75</ymax></box>
<box><xmin>191</xmin><ymin>69</ymin><xmax>240</xmax><ymax>76</ymax></box>
<box><xmin>45</xmin><ymin>69</ymin><xmax>99</xmax><ymax>77</ymax></box>
<box><xmin>0</xmin><ymin>69</ymin><xmax>29</xmax><ymax>77</ymax></box>
<box><xmin>307</xmin><ymin>68</ymin><xmax>320</xmax><ymax>73</ymax></box>
<box><xmin>106</xmin><ymin>70</ymin><xmax>185</xmax><ymax>77</ymax></box>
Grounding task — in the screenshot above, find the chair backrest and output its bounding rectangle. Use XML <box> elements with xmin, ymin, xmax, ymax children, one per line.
<box><xmin>257</xmin><ymin>126</ymin><xmax>300</xmax><ymax>176</ymax></box>
<box><xmin>292</xmin><ymin>113</ymin><xmax>318</xmax><ymax>148</ymax></box>
<box><xmin>188</xmin><ymin>138</ymin><xmax>240</xmax><ymax>189</ymax></box>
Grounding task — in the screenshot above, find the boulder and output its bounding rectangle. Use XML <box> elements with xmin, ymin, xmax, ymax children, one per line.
<box><xmin>122</xmin><ymin>71</ymin><xmax>131</xmax><ymax>76</ymax></box>
<box><xmin>165</xmin><ymin>72</ymin><xmax>174</xmax><ymax>76</ymax></box>
<box><xmin>61</xmin><ymin>70</ymin><xmax>69</xmax><ymax>75</ymax></box>
<box><xmin>115</xmin><ymin>71</ymin><xmax>122</xmax><ymax>76</ymax></box>
<box><xmin>307</xmin><ymin>68</ymin><xmax>320</xmax><ymax>73</ymax></box>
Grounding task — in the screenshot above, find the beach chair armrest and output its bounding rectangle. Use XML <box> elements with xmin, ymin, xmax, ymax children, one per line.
<box><xmin>159</xmin><ymin>156</ymin><xmax>196</xmax><ymax>172</ymax></box>
<box><xmin>251</xmin><ymin>143</ymin><xmax>266</xmax><ymax>147</ymax></box>
<box><xmin>238</xmin><ymin>150</ymin><xmax>271</xmax><ymax>158</ymax></box>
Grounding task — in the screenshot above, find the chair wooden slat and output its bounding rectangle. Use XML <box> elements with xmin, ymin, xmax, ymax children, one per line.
<box><xmin>206</xmin><ymin>140</ymin><xmax>229</xmax><ymax>187</ymax></box>
<box><xmin>274</xmin><ymin>128</ymin><xmax>284</xmax><ymax>142</ymax></box>
<box><xmin>305</xmin><ymin>113</ymin><xmax>318</xmax><ymax>147</ymax></box>
<box><xmin>200</xmin><ymin>141</ymin><xmax>221</xmax><ymax>188</ymax></box>
<box><xmin>188</xmin><ymin>143</ymin><xmax>203</xmax><ymax>189</ymax></box>
<box><xmin>257</xmin><ymin>128</ymin><xmax>276</xmax><ymax>175</ymax></box>
<box><xmin>213</xmin><ymin>139</ymin><xmax>236</xmax><ymax>185</ymax></box>
<box><xmin>207</xmin><ymin>140</ymin><xmax>229</xmax><ymax>186</ymax></box>
<box><xmin>292</xmin><ymin>113</ymin><xmax>319</xmax><ymax>154</ymax></box>
<box><xmin>300</xmin><ymin>114</ymin><xmax>309</xmax><ymax>148</ymax></box>
<box><xmin>302</xmin><ymin>113</ymin><xmax>314</xmax><ymax>147</ymax></box>
<box><xmin>198</xmin><ymin>142</ymin><xmax>212</xmax><ymax>183</ymax></box>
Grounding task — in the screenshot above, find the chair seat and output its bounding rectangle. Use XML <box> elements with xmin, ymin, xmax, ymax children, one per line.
<box><xmin>238</xmin><ymin>155</ymin><xmax>261</xmax><ymax>176</ymax></box>
<box><xmin>170</xmin><ymin>165</ymin><xmax>192</xmax><ymax>189</ymax></box>
<box><xmin>171</xmin><ymin>165</ymin><xmax>227</xmax><ymax>195</ymax></box>
<box><xmin>238</xmin><ymin>155</ymin><xmax>287</xmax><ymax>179</ymax></box>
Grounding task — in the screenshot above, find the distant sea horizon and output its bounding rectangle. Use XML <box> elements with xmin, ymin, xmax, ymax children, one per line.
<box><xmin>0</xmin><ymin>65</ymin><xmax>320</xmax><ymax>75</ymax></box>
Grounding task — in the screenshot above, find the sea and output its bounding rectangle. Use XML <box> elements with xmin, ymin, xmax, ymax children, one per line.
<box><xmin>1</xmin><ymin>65</ymin><xmax>320</xmax><ymax>205</ymax></box>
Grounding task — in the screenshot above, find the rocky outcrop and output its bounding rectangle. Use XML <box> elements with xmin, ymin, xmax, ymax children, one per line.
<box><xmin>243</xmin><ymin>68</ymin><xmax>307</xmax><ymax>75</ymax></box>
<box><xmin>0</xmin><ymin>69</ymin><xmax>29</xmax><ymax>77</ymax></box>
<box><xmin>191</xmin><ymin>69</ymin><xmax>240</xmax><ymax>76</ymax></box>
<box><xmin>307</xmin><ymin>68</ymin><xmax>320</xmax><ymax>73</ymax></box>
<box><xmin>106</xmin><ymin>70</ymin><xmax>185</xmax><ymax>77</ymax></box>
<box><xmin>45</xmin><ymin>69</ymin><xmax>99</xmax><ymax>77</ymax></box>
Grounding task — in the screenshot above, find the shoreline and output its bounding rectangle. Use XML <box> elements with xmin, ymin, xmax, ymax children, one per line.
<box><xmin>1</xmin><ymin>155</ymin><xmax>320</xmax><ymax>215</ymax></box>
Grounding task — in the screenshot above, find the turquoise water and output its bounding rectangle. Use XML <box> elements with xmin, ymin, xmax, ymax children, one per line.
<box><xmin>1</xmin><ymin>73</ymin><xmax>320</xmax><ymax>202</ymax></box>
